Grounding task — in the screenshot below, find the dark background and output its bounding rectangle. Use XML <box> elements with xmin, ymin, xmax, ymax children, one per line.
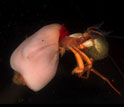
<box><xmin>0</xmin><ymin>0</ymin><xmax>124</xmax><ymax>104</ymax></box>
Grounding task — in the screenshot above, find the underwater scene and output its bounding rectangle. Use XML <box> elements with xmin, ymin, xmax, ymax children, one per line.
<box><xmin>0</xmin><ymin>0</ymin><xmax>124</xmax><ymax>104</ymax></box>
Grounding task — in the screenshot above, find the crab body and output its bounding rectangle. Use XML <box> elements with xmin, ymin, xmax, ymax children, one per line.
<box><xmin>59</xmin><ymin>27</ymin><xmax>120</xmax><ymax>95</ymax></box>
<box><xmin>60</xmin><ymin>29</ymin><xmax>109</xmax><ymax>61</ymax></box>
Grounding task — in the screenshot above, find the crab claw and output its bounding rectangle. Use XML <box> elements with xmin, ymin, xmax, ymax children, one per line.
<box><xmin>10</xmin><ymin>24</ymin><xmax>62</xmax><ymax>92</ymax></box>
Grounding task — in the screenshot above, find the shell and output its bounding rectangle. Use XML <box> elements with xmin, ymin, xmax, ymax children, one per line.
<box><xmin>86</xmin><ymin>36</ymin><xmax>109</xmax><ymax>60</ymax></box>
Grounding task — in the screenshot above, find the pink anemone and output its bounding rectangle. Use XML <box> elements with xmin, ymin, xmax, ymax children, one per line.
<box><xmin>10</xmin><ymin>24</ymin><xmax>62</xmax><ymax>92</ymax></box>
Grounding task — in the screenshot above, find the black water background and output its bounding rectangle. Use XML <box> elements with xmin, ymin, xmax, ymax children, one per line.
<box><xmin>0</xmin><ymin>0</ymin><xmax>124</xmax><ymax>104</ymax></box>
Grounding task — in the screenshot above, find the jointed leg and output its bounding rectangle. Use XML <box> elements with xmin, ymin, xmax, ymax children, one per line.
<box><xmin>91</xmin><ymin>68</ymin><xmax>121</xmax><ymax>95</ymax></box>
<box><xmin>87</xmin><ymin>26</ymin><xmax>100</xmax><ymax>31</ymax></box>
<box><xmin>78</xmin><ymin>70</ymin><xmax>91</xmax><ymax>79</ymax></box>
<box><xmin>87</xmin><ymin>26</ymin><xmax>104</xmax><ymax>36</ymax></box>
<box><xmin>74</xmin><ymin>47</ymin><xmax>93</xmax><ymax>79</ymax></box>
<box><xmin>69</xmin><ymin>47</ymin><xmax>92</xmax><ymax>79</ymax></box>
<box><xmin>68</xmin><ymin>47</ymin><xmax>84</xmax><ymax>74</ymax></box>
<box><xmin>74</xmin><ymin>47</ymin><xmax>93</xmax><ymax>69</ymax></box>
<box><xmin>87</xmin><ymin>30</ymin><xmax>103</xmax><ymax>36</ymax></box>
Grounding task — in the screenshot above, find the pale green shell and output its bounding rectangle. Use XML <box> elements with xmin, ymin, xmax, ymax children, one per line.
<box><xmin>86</xmin><ymin>36</ymin><xmax>109</xmax><ymax>60</ymax></box>
<box><xmin>69</xmin><ymin>33</ymin><xmax>109</xmax><ymax>60</ymax></box>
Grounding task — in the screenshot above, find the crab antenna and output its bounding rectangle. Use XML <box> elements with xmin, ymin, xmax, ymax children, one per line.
<box><xmin>109</xmin><ymin>55</ymin><xmax>124</xmax><ymax>80</ymax></box>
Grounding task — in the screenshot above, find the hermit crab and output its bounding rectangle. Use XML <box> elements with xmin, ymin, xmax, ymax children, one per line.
<box><xmin>59</xmin><ymin>26</ymin><xmax>120</xmax><ymax>95</ymax></box>
<box><xmin>10</xmin><ymin>24</ymin><xmax>120</xmax><ymax>95</ymax></box>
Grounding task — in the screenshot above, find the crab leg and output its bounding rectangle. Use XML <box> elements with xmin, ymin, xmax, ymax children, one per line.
<box><xmin>74</xmin><ymin>47</ymin><xmax>93</xmax><ymax>79</ymax></box>
<box><xmin>74</xmin><ymin>47</ymin><xmax>93</xmax><ymax>70</ymax></box>
<box><xmin>87</xmin><ymin>26</ymin><xmax>104</xmax><ymax>36</ymax></box>
<box><xmin>88</xmin><ymin>30</ymin><xmax>103</xmax><ymax>36</ymax></box>
<box><xmin>87</xmin><ymin>26</ymin><xmax>100</xmax><ymax>30</ymax></box>
<box><xmin>77</xmin><ymin>69</ymin><xmax>91</xmax><ymax>79</ymax></box>
<box><xmin>74</xmin><ymin>47</ymin><xmax>120</xmax><ymax>95</ymax></box>
<box><xmin>68</xmin><ymin>47</ymin><xmax>84</xmax><ymax>74</ymax></box>
<box><xmin>91</xmin><ymin>68</ymin><xmax>121</xmax><ymax>95</ymax></box>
